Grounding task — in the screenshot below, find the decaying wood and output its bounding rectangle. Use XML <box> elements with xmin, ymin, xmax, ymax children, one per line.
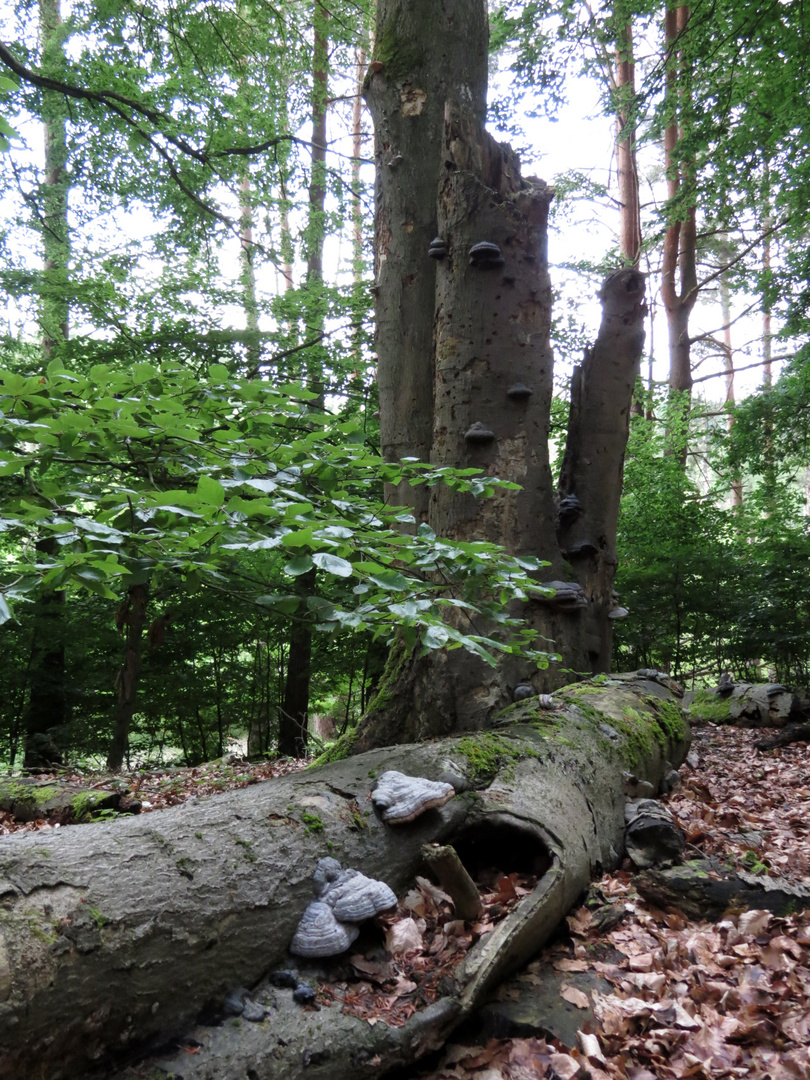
<box><xmin>0</xmin><ymin>677</ymin><xmax>689</xmax><ymax>1080</ymax></box>
<box><xmin>0</xmin><ymin>776</ymin><xmax>137</xmax><ymax>823</ymax></box>
<box><xmin>755</xmin><ymin>721</ymin><xmax>810</xmax><ymax>750</ymax></box>
<box><xmin>635</xmin><ymin>857</ymin><xmax>810</xmax><ymax>921</ymax></box>
<box><xmin>422</xmin><ymin>842</ymin><xmax>483</xmax><ymax>922</ymax></box>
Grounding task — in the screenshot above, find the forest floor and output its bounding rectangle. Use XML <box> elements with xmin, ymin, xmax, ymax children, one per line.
<box><xmin>5</xmin><ymin>723</ymin><xmax>810</xmax><ymax>1079</ymax></box>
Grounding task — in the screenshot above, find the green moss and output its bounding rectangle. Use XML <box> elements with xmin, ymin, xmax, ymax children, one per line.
<box><xmin>372</xmin><ymin>16</ymin><xmax>424</xmax><ymax>83</ymax></box>
<box><xmin>740</xmin><ymin>849</ymin><xmax>769</xmax><ymax>875</ymax></box>
<box><xmin>235</xmin><ymin>837</ymin><xmax>257</xmax><ymax>861</ymax></box>
<box><xmin>310</xmin><ymin>728</ymin><xmax>357</xmax><ymax>766</ymax></box>
<box><xmin>87</xmin><ymin>906</ymin><xmax>109</xmax><ymax>929</ymax></box>
<box><xmin>0</xmin><ymin>781</ymin><xmax>59</xmax><ymax>808</ymax></box>
<box><xmin>71</xmin><ymin>791</ymin><xmax>108</xmax><ymax>822</ymax></box>
<box><xmin>555</xmin><ymin>688</ymin><xmax>686</xmax><ymax>767</ymax></box>
<box><xmin>176</xmin><ymin>856</ymin><xmax>195</xmax><ymax>879</ymax></box>
<box><xmin>366</xmin><ymin>633</ymin><xmax>409</xmax><ymax>716</ymax></box>
<box><xmin>689</xmin><ymin>690</ymin><xmax>732</xmax><ymax>723</ymax></box>
<box><xmin>300</xmin><ymin>811</ymin><xmax>324</xmax><ymax>835</ymax></box>
<box><xmin>651</xmin><ymin>698</ymin><xmax>688</xmax><ymax>742</ymax></box>
<box><xmin>455</xmin><ymin>731</ymin><xmax>542</xmax><ymax>786</ymax></box>
<box><xmin>194</xmin><ymin>832</ymin><xmax>203</xmax><ymax>840</ymax></box>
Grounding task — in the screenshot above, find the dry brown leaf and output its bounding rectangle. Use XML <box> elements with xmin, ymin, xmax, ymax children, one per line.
<box><xmin>548</xmin><ymin>1052</ymin><xmax>580</xmax><ymax>1079</ymax></box>
<box><xmin>560</xmin><ymin>984</ymin><xmax>590</xmax><ymax>1009</ymax></box>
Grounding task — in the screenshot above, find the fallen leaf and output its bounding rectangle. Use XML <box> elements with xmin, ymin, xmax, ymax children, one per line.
<box><xmin>560</xmin><ymin>983</ymin><xmax>590</xmax><ymax>1009</ymax></box>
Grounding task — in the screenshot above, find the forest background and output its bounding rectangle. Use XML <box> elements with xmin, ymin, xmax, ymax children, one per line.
<box><xmin>0</xmin><ymin>0</ymin><xmax>807</xmax><ymax>772</ymax></box>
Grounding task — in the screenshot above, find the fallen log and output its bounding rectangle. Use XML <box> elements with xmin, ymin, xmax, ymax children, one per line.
<box><xmin>0</xmin><ymin>675</ymin><xmax>690</xmax><ymax>1080</ymax></box>
<box><xmin>0</xmin><ymin>776</ymin><xmax>139</xmax><ymax>823</ymax></box>
<box><xmin>635</xmin><ymin>857</ymin><xmax>810</xmax><ymax>921</ymax></box>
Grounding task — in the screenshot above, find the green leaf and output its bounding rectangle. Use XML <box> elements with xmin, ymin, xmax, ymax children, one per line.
<box><xmin>367</xmin><ymin>570</ymin><xmax>411</xmax><ymax>590</ymax></box>
<box><xmin>196</xmin><ymin>475</ymin><xmax>225</xmax><ymax>507</ymax></box>
<box><xmin>0</xmin><ymin>594</ymin><xmax>12</xmax><ymax>624</ymax></box>
<box><xmin>284</xmin><ymin>555</ymin><xmax>315</xmax><ymax>576</ymax></box>
<box><xmin>312</xmin><ymin>552</ymin><xmax>352</xmax><ymax>577</ymax></box>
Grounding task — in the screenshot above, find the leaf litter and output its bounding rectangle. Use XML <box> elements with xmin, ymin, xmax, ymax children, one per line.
<box><xmin>407</xmin><ymin>723</ymin><xmax>810</xmax><ymax>1079</ymax></box>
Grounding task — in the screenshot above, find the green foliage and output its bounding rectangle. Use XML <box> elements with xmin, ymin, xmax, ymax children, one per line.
<box><xmin>614</xmin><ymin>387</ymin><xmax>810</xmax><ymax>685</ymax></box>
<box><xmin>0</xmin><ymin>358</ymin><xmax>548</xmax><ymax>657</ymax></box>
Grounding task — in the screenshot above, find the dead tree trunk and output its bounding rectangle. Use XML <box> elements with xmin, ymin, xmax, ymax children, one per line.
<box><xmin>0</xmin><ymin>676</ymin><xmax>689</xmax><ymax>1080</ymax></box>
<box><xmin>355</xmin><ymin>0</ymin><xmax>647</xmax><ymax>751</ymax></box>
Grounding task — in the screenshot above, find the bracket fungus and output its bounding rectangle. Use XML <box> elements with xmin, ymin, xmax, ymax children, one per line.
<box><xmin>428</xmin><ymin>236</ymin><xmax>448</xmax><ymax>260</ymax></box>
<box><xmin>468</xmin><ymin>241</ymin><xmax>504</xmax><ymax>268</ymax></box>
<box><xmin>464</xmin><ymin>421</ymin><xmax>496</xmax><ymax>444</ymax></box>
<box><xmin>506</xmin><ymin>382</ymin><xmax>533</xmax><ymax>400</ymax></box>
<box><xmin>558</xmin><ymin>494</ymin><xmax>583</xmax><ymax>525</ymax></box>
<box><xmin>289</xmin><ymin>900</ymin><xmax>360</xmax><ymax>959</ymax></box>
<box><xmin>372</xmin><ymin>770</ymin><xmax>456</xmax><ymax>824</ymax></box>
<box><xmin>290</xmin><ymin>858</ymin><xmax>398</xmax><ymax>959</ymax></box>
<box><xmin>531</xmin><ymin>580</ymin><xmax>588</xmax><ymax>610</ymax></box>
<box><xmin>562</xmin><ymin>540</ymin><xmax>599</xmax><ymax>560</ymax></box>
<box><xmin>320</xmin><ymin>868</ymin><xmax>397</xmax><ymax>922</ymax></box>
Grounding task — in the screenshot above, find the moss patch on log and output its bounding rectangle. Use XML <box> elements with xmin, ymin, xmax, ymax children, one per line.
<box><xmin>688</xmin><ymin>690</ymin><xmax>732</xmax><ymax>723</ymax></box>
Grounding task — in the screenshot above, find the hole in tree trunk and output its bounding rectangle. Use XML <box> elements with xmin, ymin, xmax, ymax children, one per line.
<box><xmin>452</xmin><ymin>819</ymin><xmax>552</xmax><ymax>884</ymax></box>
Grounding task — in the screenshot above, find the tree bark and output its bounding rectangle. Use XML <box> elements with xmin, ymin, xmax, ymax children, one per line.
<box><xmin>363</xmin><ymin>0</ymin><xmax>488</xmax><ymax>523</ymax></box>
<box><xmin>22</xmin><ymin>0</ymin><xmax>71</xmax><ymax>769</ymax></box>
<box><xmin>557</xmin><ymin>267</ymin><xmax>648</xmax><ymax>670</ymax></box>
<box><xmin>661</xmin><ymin>4</ymin><xmax>697</xmax><ymax>402</ymax></box>
<box><xmin>22</xmin><ymin>552</ymin><xmax>66</xmax><ymax>770</ymax></box>
<box><xmin>614</xmin><ymin>15</ymin><xmax>642</xmax><ymax>268</ymax></box>
<box><xmin>107</xmin><ymin>583</ymin><xmax>149</xmax><ymax>771</ymax></box>
<box><xmin>0</xmin><ymin>676</ymin><xmax>689</xmax><ymax>1080</ymax></box>
<box><xmin>278</xmin><ymin>5</ymin><xmax>329</xmax><ymax>757</ymax></box>
<box><xmin>353</xmin><ymin>256</ymin><xmax>646</xmax><ymax>751</ymax></box>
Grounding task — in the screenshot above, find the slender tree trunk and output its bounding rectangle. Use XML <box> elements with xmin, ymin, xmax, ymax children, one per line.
<box><xmin>107</xmin><ymin>583</ymin><xmax>149</xmax><ymax>771</ymax></box>
<box><xmin>278</xmin><ymin>1</ymin><xmax>329</xmax><ymax>758</ymax></box>
<box><xmin>23</xmin><ymin>0</ymin><xmax>70</xmax><ymax>769</ymax></box>
<box><xmin>615</xmin><ymin>15</ymin><xmax>641</xmax><ymax>268</ymax></box>
<box><xmin>22</xmin><ymin>550</ymin><xmax>66</xmax><ymax>770</ymax></box>
<box><xmin>661</xmin><ymin>5</ymin><xmax>697</xmax><ymax>402</ymax></box>
<box><xmin>39</xmin><ymin>0</ymin><xmax>69</xmax><ymax>356</ymax></box>
<box><xmin>239</xmin><ymin>173</ymin><xmax>260</xmax><ymax>372</ymax></box>
<box><xmin>351</xmin><ymin>40</ymin><xmax>367</xmax><ymax>369</ymax></box>
<box><xmin>719</xmin><ymin>252</ymin><xmax>743</xmax><ymax>507</ymax></box>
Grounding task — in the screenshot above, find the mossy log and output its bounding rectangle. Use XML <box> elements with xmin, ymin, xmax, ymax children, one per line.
<box><xmin>0</xmin><ymin>676</ymin><xmax>690</xmax><ymax>1080</ymax></box>
<box><xmin>635</xmin><ymin>857</ymin><xmax>810</xmax><ymax>921</ymax></box>
<box><xmin>0</xmin><ymin>777</ymin><xmax>137</xmax><ymax>823</ymax></box>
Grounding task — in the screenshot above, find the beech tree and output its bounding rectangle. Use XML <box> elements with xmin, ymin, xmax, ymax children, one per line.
<box><xmin>353</xmin><ymin>0</ymin><xmax>647</xmax><ymax>750</ymax></box>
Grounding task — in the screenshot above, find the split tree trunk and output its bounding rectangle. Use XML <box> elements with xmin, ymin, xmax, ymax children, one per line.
<box><xmin>357</xmin><ymin>0</ymin><xmax>647</xmax><ymax>751</ymax></box>
<box><xmin>354</xmin><ymin>252</ymin><xmax>646</xmax><ymax>751</ymax></box>
<box><xmin>0</xmin><ymin>676</ymin><xmax>689</xmax><ymax>1080</ymax></box>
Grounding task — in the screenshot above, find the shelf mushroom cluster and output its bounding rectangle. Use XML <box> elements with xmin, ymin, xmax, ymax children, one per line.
<box><xmin>289</xmin><ymin>857</ymin><xmax>397</xmax><ymax>959</ymax></box>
